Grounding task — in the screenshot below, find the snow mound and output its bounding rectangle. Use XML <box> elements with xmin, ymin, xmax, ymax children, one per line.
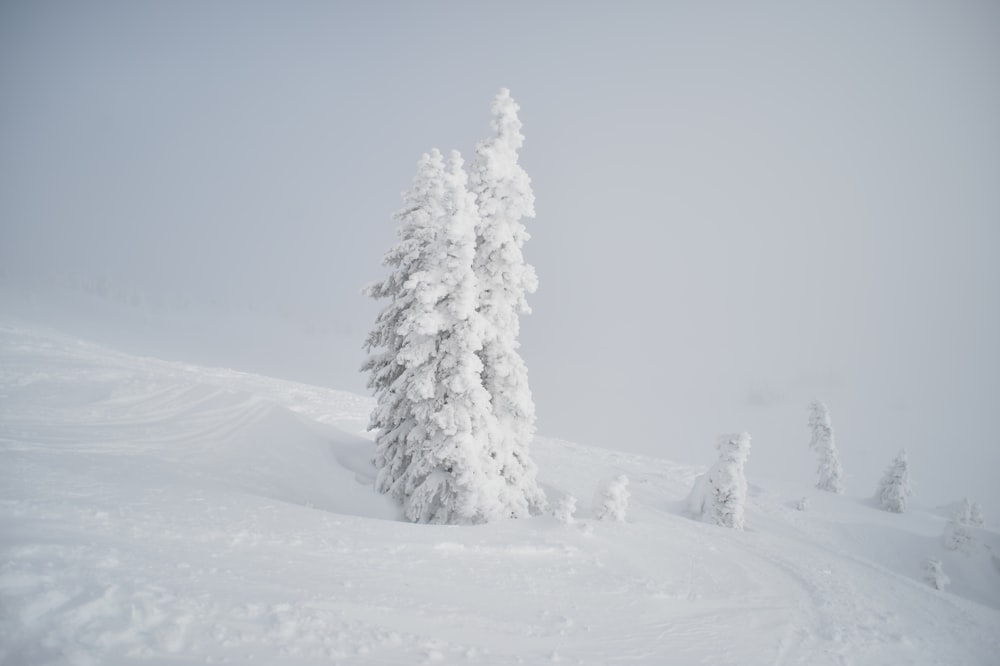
<box><xmin>2</xmin><ymin>320</ymin><xmax>999</xmax><ymax>665</ymax></box>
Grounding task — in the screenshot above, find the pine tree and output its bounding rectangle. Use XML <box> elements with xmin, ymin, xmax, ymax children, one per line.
<box><xmin>922</xmin><ymin>558</ymin><xmax>950</xmax><ymax>590</ymax></box>
<box><xmin>876</xmin><ymin>448</ymin><xmax>912</xmax><ymax>513</ymax></box>
<box><xmin>687</xmin><ymin>433</ymin><xmax>752</xmax><ymax>529</ymax></box>
<box><xmin>469</xmin><ymin>88</ymin><xmax>545</xmax><ymax>516</ymax></box>
<box><xmin>593</xmin><ymin>475</ymin><xmax>630</xmax><ymax>522</ymax></box>
<box><xmin>943</xmin><ymin>498</ymin><xmax>976</xmax><ymax>553</ymax></box>
<box><xmin>362</xmin><ymin>149</ymin><xmax>508</xmax><ymax>524</ymax></box>
<box><xmin>807</xmin><ymin>401</ymin><xmax>845</xmax><ymax>493</ymax></box>
<box><xmin>969</xmin><ymin>499</ymin><xmax>985</xmax><ymax>527</ymax></box>
<box><xmin>553</xmin><ymin>495</ymin><xmax>577</xmax><ymax>524</ymax></box>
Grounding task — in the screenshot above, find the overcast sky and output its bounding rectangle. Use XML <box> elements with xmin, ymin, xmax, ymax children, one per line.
<box><xmin>2</xmin><ymin>1</ymin><xmax>998</xmax><ymax>510</ymax></box>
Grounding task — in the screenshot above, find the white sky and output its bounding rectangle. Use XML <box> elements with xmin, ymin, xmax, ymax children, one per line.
<box><xmin>2</xmin><ymin>1</ymin><xmax>998</xmax><ymax>509</ymax></box>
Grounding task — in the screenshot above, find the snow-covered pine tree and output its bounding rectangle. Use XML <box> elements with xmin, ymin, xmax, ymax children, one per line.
<box><xmin>362</xmin><ymin>149</ymin><xmax>508</xmax><ymax>524</ymax></box>
<box><xmin>922</xmin><ymin>558</ymin><xmax>950</xmax><ymax>591</ymax></box>
<box><xmin>943</xmin><ymin>518</ymin><xmax>973</xmax><ymax>553</ymax></box>
<box><xmin>553</xmin><ymin>495</ymin><xmax>577</xmax><ymax>525</ymax></box>
<box><xmin>969</xmin><ymin>500</ymin><xmax>985</xmax><ymax>527</ymax></box>
<box><xmin>876</xmin><ymin>448</ymin><xmax>912</xmax><ymax>513</ymax></box>
<box><xmin>469</xmin><ymin>88</ymin><xmax>545</xmax><ymax>516</ymax></box>
<box><xmin>687</xmin><ymin>433</ymin><xmax>752</xmax><ymax>529</ymax></box>
<box><xmin>807</xmin><ymin>401</ymin><xmax>845</xmax><ymax>494</ymax></box>
<box><xmin>958</xmin><ymin>497</ymin><xmax>975</xmax><ymax>524</ymax></box>
<box><xmin>943</xmin><ymin>498</ymin><xmax>976</xmax><ymax>553</ymax></box>
<box><xmin>593</xmin><ymin>475</ymin><xmax>630</xmax><ymax>522</ymax></box>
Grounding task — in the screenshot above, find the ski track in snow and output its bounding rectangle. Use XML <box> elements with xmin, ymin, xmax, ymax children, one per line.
<box><xmin>1</xmin><ymin>319</ymin><xmax>998</xmax><ymax>665</ymax></box>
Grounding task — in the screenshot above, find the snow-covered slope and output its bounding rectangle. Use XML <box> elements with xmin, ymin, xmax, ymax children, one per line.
<box><xmin>1</xmin><ymin>320</ymin><xmax>998</xmax><ymax>665</ymax></box>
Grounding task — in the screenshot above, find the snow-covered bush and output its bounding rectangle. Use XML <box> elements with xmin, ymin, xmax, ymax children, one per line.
<box><xmin>969</xmin><ymin>500</ymin><xmax>985</xmax><ymax>527</ymax></box>
<box><xmin>944</xmin><ymin>519</ymin><xmax>973</xmax><ymax>554</ymax></box>
<box><xmin>922</xmin><ymin>558</ymin><xmax>950</xmax><ymax>591</ymax></box>
<box><xmin>593</xmin><ymin>475</ymin><xmax>630</xmax><ymax>522</ymax></box>
<box><xmin>795</xmin><ymin>497</ymin><xmax>810</xmax><ymax>511</ymax></box>
<box><xmin>876</xmin><ymin>449</ymin><xmax>912</xmax><ymax>513</ymax></box>
<box><xmin>807</xmin><ymin>401</ymin><xmax>845</xmax><ymax>493</ymax></box>
<box><xmin>470</xmin><ymin>88</ymin><xmax>545</xmax><ymax>517</ymax></box>
<box><xmin>687</xmin><ymin>433</ymin><xmax>752</xmax><ymax>530</ymax></box>
<box><xmin>943</xmin><ymin>498</ymin><xmax>976</xmax><ymax>554</ymax></box>
<box><xmin>553</xmin><ymin>495</ymin><xmax>577</xmax><ymax>524</ymax></box>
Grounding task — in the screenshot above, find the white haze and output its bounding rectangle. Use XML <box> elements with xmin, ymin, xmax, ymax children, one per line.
<box><xmin>1</xmin><ymin>1</ymin><xmax>998</xmax><ymax>510</ymax></box>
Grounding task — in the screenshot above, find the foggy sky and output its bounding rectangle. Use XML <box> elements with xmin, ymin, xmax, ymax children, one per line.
<box><xmin>2</xmin><ymin>1</ymin><xmax>998</xmax><ymax>510</ymax></box>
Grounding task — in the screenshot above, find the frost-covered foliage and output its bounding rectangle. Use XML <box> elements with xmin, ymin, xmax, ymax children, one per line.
<box><xmin>687</xmin><ymin>433</ymin><xmax>752</xmax><ymax>530</ymax></box>
<box><xmin>943</xmin><ymin>498</ymin><xmax>976</xmax><ymax>554</ymax></box>
<box><xmin>969</xmin><ymin>500</ymin><xmax>984</xmax><ymax>527</ymax></box>
<box><xmin>795</xmin><ymin>497</ymin><xmax>810</xmax><ymax>511</ymax></box>
<box><xmin>944</xmin><ymin>518</ymin><xmax>973</xmax><ymax>554</ymax></box>
<box><xmin>362</xmin><ymin>150</ymin><xmax>514</xmax><ymax>524</ymax></box>
<box><xmin>807</xmin><ymin>401</ymin><xmax>845</xmax><ymax>494</ymax></box>
<box><xmin>469</xmin><ymin>88</ymin><xmax>545</xmax><ymax>517</ymax></box>
<box><xmin>593</xmin><ymin>475</ymin><xmax>630</xmax><ymax>522</ymax></box>
<box><xmin>922</xmin><ymin>558</ymin><xmax>950</xmax><ymax>591</ymax></box>
<box><xmin>553</xmin><ymin>495</ymin><xmax>577</xmax><ymax>524</ymax></box>
<box><xmin>876</xmin><ymin>449</ymin><xmax>912</xmax><ymax>513</ymax></box>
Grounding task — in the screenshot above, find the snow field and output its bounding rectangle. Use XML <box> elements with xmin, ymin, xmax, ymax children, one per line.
<box><xmin>1</xmin><ymin>320</ymin><xmax>998</xmax><ymax>664</ymax></box>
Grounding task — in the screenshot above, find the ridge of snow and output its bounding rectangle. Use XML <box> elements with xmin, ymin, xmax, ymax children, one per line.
<box><xmin>1</xmin><ymin>319</ymin><xmax>998</xmax><ymax>665</ymax></box>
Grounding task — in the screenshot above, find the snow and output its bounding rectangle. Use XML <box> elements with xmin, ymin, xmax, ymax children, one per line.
<box><xmin>2</xmin><ymin>318</ymin><xmax>999</xmax><ymax>665</ymax></box>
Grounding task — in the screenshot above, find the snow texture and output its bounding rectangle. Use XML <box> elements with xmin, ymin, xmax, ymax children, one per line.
<box><xmin>808</xmin><ymin>401</ymin><xmax>845</xmax><ymax>494</ymax></box>
<box><xmin>3</xmin><ymin>319</ymin><xmax>1000</xmax><ymax>665</ymax></box>
<box><xmin>592</xmin><ymin>475</ymin><xmax>630</xmax><ymax>522</ymax></box>
<box><xmin>687</xmin><ymin>433</ymin><xmax>752</xmax><ymax>529</ymax></box>
<box><xmin>877</xmin><ymin>448</ymin><xmax>913</xmax><ymax>513</ymax></box>
<box><xmin>469</xmin><ymin>88</ymin><xmax>545</xmax><ymax>518</ymax></box>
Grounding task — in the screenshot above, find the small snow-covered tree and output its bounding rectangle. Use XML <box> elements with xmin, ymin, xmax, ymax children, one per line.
<box><xmin>807</xmin><ymin>401</ymin><xmax>845</xmax><ymax>493</ymax></box>
<box><xmin>469</xmin><ymin>88</ymin><xmax>545</xmax><ymax>517</ymax></box>
<box><xmin>553</xmin><ymin>495</ymin><xmax>577</xmax><ymax>524</ymax></box>
<box><xmin>969</xmin><ymin>500</ymin><xmax>985</xmax><ymax>527</ymax></box>
<box><xmin>362</xmin><ymin>149</ymin><xmax>510</xmax><ymax>524</ymax></box>
<box><xmin>795</xmin><ymin>497</ymin><xmax>810</xmax><ymax>511</ymax></box>
<box><xmin>944</xmin><ymin>517</ymin><xmax>973</xmax><ymax>554</ymax></box>
<box><xmin>943</xmin><ymin>498</ymin><xmax>976</xmax><ymax>553</ymax></box>
<box><xmin>593</xmin><ymin>475</ymin><xmax>630</xmax><ymax>521</ymax></box>
<box><xmin>957</xmin><ymin>497</ymin><xmax>975</xmax><ymax>524</ymax></box>
<box><xmin>876</xmin><ymin>449</ymin><xmax>912</xmax><ymax>513</ymax></box>
<box><xmin>688</xmin><ymin>433</ymin><xmax>752</xmax><ymax>529</ymax></box>
<box><xmin>922</xmin><ymin>558</ymin><xmax>950</xmax><ymax>591</ymax></box>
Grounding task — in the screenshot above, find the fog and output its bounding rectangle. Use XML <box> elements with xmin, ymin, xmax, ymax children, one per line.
<box><xmin>2</xmin><ymin>1</ymin><xmax>998</xmax><ymax>510</ymax></box>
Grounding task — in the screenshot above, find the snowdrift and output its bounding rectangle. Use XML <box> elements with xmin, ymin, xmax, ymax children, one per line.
<box><xmin>1</xmin><ymin>320</ymin><xmax>998</xmax><ymax>665</ymax></box>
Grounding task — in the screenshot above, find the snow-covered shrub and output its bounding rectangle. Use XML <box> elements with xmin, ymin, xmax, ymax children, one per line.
<box><xmin>552</xmin><ymin>495</ymin><xmax>577</xmax><ymax>524</ymax></box>
<box><xmin>969</xmin><ymin>500</ymin><xmax>985</xmax><ymax>527</ymax></box>
<box><xmin>922</xmin><ymin>558</ymin><xmax>950</xmax><ymax>591</ymax></box>
<box><xmin>944</xmin><ymin>519</ymin><xmax>973</xmax><ymax>554</ymax></box>
<box><xmin>795</xmin><ymin>497</ymin><xmax>810</xmax><ymax>511</ymax></box>
<box><xmin>943</xmin><ymin>498</ymin><xmax>976</xmax><ymax>554</ymax></box>
<box><xmin>470</xmin><ymin>88</ymin><xmax>545</xmax><ymax>518</ymax></box>
<box><xmin>876</xmin><ymin>449</ymin><xmax>912</xmax><ymax>513</ymax></box>
<box><xmin>593</xmin><ymin>475</ymin><xmax>630</xmax><ymax>522</ymax></box>
<box><xmin>687</xmin><ymin>433</ymin><xmax>752</xmax><ymax>530</ymax></box>
<box><xmin>807</xmin><ymin>401</ymin><xmax>845</xmax><ymax>494</ymax></box>
<box><xmin>957</xmin><ymin>498</ymin><xmax>975</xmax><ymax>524</ymax></box>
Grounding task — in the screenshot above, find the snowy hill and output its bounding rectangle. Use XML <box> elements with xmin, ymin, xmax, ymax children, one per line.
<box><xmin>1</xmin><ymin>320</ymin><xmax>998</xmax><ymax>665</ymax></box>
